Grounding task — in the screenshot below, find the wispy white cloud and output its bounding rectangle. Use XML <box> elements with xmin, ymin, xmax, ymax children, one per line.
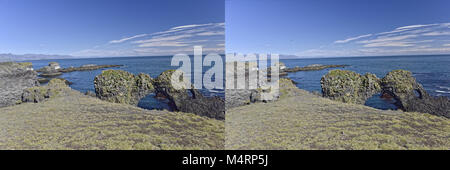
<box><xmin>197</xmin><ymin>31</ymin><xmax>225</xmax><ymax>36</ymax></box>
<box><xmin>296</xmin><ymin>22</ymin><xmax>450</xmax><ymax>57</ymax></box>
<box><xmin>395</xmin><ymin>24</ymin><xmax>432</xmax><ymax>30</ymax></box>
<box><xmin>133</xmin><ymin>34</ymin><xmax>193</xmax><ymax>44</ymax></box>
<box><xmin>334</xmin><ymin>34</ymin><xmax>372</xmax><ymax>44</ymax></box>
<box><xmin>73</xmin><ymin>22</ymin><xmax>224</xmax><ymax>57</ymax></box>
<box><xmin>423</xmin><ymin>31</ymin><xmax>450</xmax><ymax>36</ymax></box>
<box><xmin>109</xmin><ymin>34</ymin><xmax>148</xmax><ymax>44</ymax></box>
<box><xmin>358</xmin><ymin>35</ymin><xmax>417</xmax><ymax>44</ymax></box>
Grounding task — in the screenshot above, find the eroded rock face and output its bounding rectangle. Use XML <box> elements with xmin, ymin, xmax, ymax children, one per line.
<box><xmin>153</xmin><ymin>70</ymin><xmax>225</xmax><ymax>120</ymax></box>
<box><xmin>21</xmin><ymin>79</ymin><xmax>69</xmax><ymax>103</ymax></box>
<box><xmin>0</xmin><ymin>62</ymin><xmax>38</xmax><ymax>107</ymax></box>
<box><xmin>321</xmin><ymin>69</ymin><xmax>449</xmax><ymax>118</ymax></box>
<box><xmin>380</xmin><ymin>70</ymin><xmax>449</xmax><ymax>118</ymax></box>
<box><xmin>224</xmin><ymin>61</ymin><xmax>293</xmax><ymax>109</ymax></box>
<box><xmin>321</xmin><ymin>70</ymin><xmax>381</xmax><ymax>104</ymax></box>
<box><xmin>94</xmin><ymin>70</ymin><xmax>154</xmax><ymax>105</ymax></box>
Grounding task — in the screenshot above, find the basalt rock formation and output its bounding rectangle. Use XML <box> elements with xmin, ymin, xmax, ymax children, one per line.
<box><xmin>94</xmin><ymin>70</ymin><xmax>154</xmax><ymax>105</ymax></box>
<box><xmin>153</xmin><ymin>70</ymin><xmax>225</xmax><ymax>120</ymax></box>
<box><xmin>321</xmin><ymin>70</ymin><xmax>381</xmax><ymax>104</ymax></box>
<box><xmin>321</xmin><ymin>69</ymin><xmax>449</xmax><ymax>118</ymax></box>
<box><xmin>0</xmin><ymin>62</ymin><xmax>39</xmax><ymax>107</ymax></box>
<box><xmin>380</xmin><ymin>70</ymin><xmax>449</xmax><ymax>118</ymax></box>
<box><xmin>21</xmin><ymin>78</ymin><xmax>69</xmax><ymax>103</ymax></box>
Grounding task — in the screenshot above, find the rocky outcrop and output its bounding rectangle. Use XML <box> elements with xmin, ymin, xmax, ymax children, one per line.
<box><xmin>37</xmin><ymin>62</ymin><xmax>122</xmax><ymax>77</ymax></box>
<box><xmin>153</xmin><ymin>70</ymin><xmax>225</xmax><ymax>120</ymax></box>
<box><xmin>284</xmin><ymin>64</ymin><xmax>349</xmax><ymax>73</ymax></box>
<box><xmin>21</xmin><ymin>78</ymin><xmax>69</xmax><ymax>103</ymax></box>
<box><xmin>0</xmin><ymin>62</ymin><xmax>38</xmax><ymax>107</ymax></box>
<box><xmin>321</xmin><ymin>70</ymin><xmax>381</xmax><ymax>104</ymax></box>
<box><xmin>38</xmin><ymin>77</ymin><xmax>73</xmax><ymax>85</ymax></box>
<box><xmin>37</xmin><ymin>62</ymin><xmax>63</xmax><ymax>77</ymax></box>
<box><xmin>59</xmin><ymin>64</ymin><xmax>122</xmax><ymax>73</ymax></box>
<box><xmin>321</xmin><ymin>69</ymin><xmax>449</xmax><ymax>118</ymax></box>
<box><xmin>225</xmin><ymin>61</ymin><xmax>294</xmax><ymax>109</ymax></box>
<box><xmin>380</xmin><ymin>70</ymin><xmax>449</xmax><ymax>118</ymax></box>
<box><xmin>94</xmin><ymin>70</ymin><xmax>154</xmax><ymax>105</ymax></box>
<box><xmin>225</xmin><ymin>78</ymin><xmax>300</xmax><ymax>109</ymax></box>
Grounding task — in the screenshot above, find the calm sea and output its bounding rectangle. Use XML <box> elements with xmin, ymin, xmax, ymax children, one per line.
<box><xmin>28</xmin><ymin>54</ymin><xmax>449</xmax><ymax>110</ymax></box>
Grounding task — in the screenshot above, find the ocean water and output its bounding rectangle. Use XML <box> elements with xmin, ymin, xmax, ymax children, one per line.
<box><xmin>280</xmin><ymin>54</ymin><xmax>450</xmax><ymax>110</ymax></box>
<box><xmin>29</xmin><ymin>55</ymin><xmax>224</xmax><ymax>111</ymax></box>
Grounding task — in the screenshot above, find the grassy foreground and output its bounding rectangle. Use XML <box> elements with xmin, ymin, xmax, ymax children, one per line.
<box><xmin>226</xmin><ymin>88</ymin><xmax>449</xmax><ymax>150</ymax></box>
<box><xmin>0</xmin><ymin>88</ymin><xmax>224</xmax><ymax>150</ymax></box>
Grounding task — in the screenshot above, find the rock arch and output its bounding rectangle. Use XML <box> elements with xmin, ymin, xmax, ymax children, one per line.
<box><xmin>94</xmin><ymin>69</ymin><xmax>225</xmax><ymax>120</ymax></box>
<box><xmin>321</xmin><ymin>69</ymin><xmax>449</xmax><ymax>118</ymax></box>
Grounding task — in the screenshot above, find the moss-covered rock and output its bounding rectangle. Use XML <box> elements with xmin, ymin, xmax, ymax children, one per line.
<box><xmin>94</xmin><ymin>70</ymin><xmax>155</xmax><ymax>105</ymax></box>
<box><xmin>21</xmin><ymin>78</ymin><xmax>69</xmax><ymax>103</ymax></box>
<box><xmin>154</xmin><ymin>70</ymin><xmax>225</xmax><ymax>120</ymax></box>
<box><xmin>321</xmin><ymin>70</ymin><xmax>381</xmax><ymax>104</ymax></box>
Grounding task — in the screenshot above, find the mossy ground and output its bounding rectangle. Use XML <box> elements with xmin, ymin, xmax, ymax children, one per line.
<box><xmin>0</xmin><ymin>88</ymin><xmax>224</xmax><ymax>150</ymax></box>
<box><xmin>226</xmin><ymin>89</ymin><xmax>449</xmax><ymax>150</ymax></box>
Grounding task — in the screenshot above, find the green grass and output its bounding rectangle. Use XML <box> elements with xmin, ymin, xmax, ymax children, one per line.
<box><xmin>226</xmin><ymin>88</ymin><xmax>449</xmax><ymax>150</ymax></box>
<box><xmin>0</xmin><ymin>87</ymin><xmax>224</xmax><ymax>150</ymax></box>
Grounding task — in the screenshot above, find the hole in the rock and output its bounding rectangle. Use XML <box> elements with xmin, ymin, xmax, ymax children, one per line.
<box><xmin>365</xmin><ymin>93</ymin><xmax>397</xmax><ymax>110</ymax></box>
<box><xmin>137</xmin><ymin>93</ymin><xmax>172</xmax><ymax>111</ymax></box>
<box><xmin>414</xmin><ymin>90</ymin><xmax>421</xmax><ymax>98</ymax></box>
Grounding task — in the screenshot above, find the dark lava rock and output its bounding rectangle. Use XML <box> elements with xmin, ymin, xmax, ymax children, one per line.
<box><xmin>381</xmin><ymin>70</ymin><xmax>449</xmax><ymax>118</ymax></box>
<box><xmin>285</xmin><ymin>64</ymin><xmax>349</xmax><ymax>73</ymax></box>
<box><xmin>38</xmin><ymin>77</ymin><xmax>72</xmax><ymax>85</ymax></box>
<box><xmin>94</xmin><ymin>70</ymin><xmax>154</xmax><ymax>105</ymax></box>
<box><xmin>38</xmin><ymin>78</ymin><xmax>50</xmax><ymax>84</ymax></box>
<box><xmin>153</xmin><ymin>70</ymin><xmax>225</xmax><ymax>120</ymax></box>
<box><xmin>0</xmin><ymin>62</ymin><xmax>39</xmax><ymax>107</ymax></box>
<box><xmin>39</xmin><ymin>72</ymin><xmax>63</xmax><ymax>77</ymax></box>
<box><xmin>321</xmin><ymin>70</ymin><xmax>381</xmax><ymax>104</ymax></box>
<box><xmin>60</xmin><ymin>64</ymin><xmax>122</xmax><ymax>73</ymax></box>
<box><xmin>84</xmin><ymin>90</ymin><xmax>96</xmax><ymax>97</ymax></box>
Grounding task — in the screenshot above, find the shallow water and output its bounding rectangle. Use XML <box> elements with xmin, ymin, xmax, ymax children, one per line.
<box><xmin>281</xmin><ymin>54</ymin><xmax>450</xmax><ymax>110</ymax></box>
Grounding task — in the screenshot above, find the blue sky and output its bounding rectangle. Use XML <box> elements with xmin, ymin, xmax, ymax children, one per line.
<box><xmin>226</xmin><ymin>0</ymin><xmax>450</xmax><ymax>57</ymax></box>
<box><xmin>0</xmin><ymin>0</ymin><xmax>224</xmax><ymax>57</ymax></box>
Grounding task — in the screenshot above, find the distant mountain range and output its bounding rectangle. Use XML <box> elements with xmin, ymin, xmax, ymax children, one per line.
<box><xmin>0</xmin><ymin>53</ymin><xmax>75</xmax><ymax>62</ymax></box>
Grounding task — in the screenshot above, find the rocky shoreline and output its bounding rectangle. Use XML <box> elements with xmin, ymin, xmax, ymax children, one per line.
<box><xmin>283</xmin><ymin>64</ymin><xmax>349</xmax><ymax>73</ymax></box>
<box><xmin>36</xmin><ymin>62</ymin><xmax>122</xmax><ymax>78</ymax></box>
